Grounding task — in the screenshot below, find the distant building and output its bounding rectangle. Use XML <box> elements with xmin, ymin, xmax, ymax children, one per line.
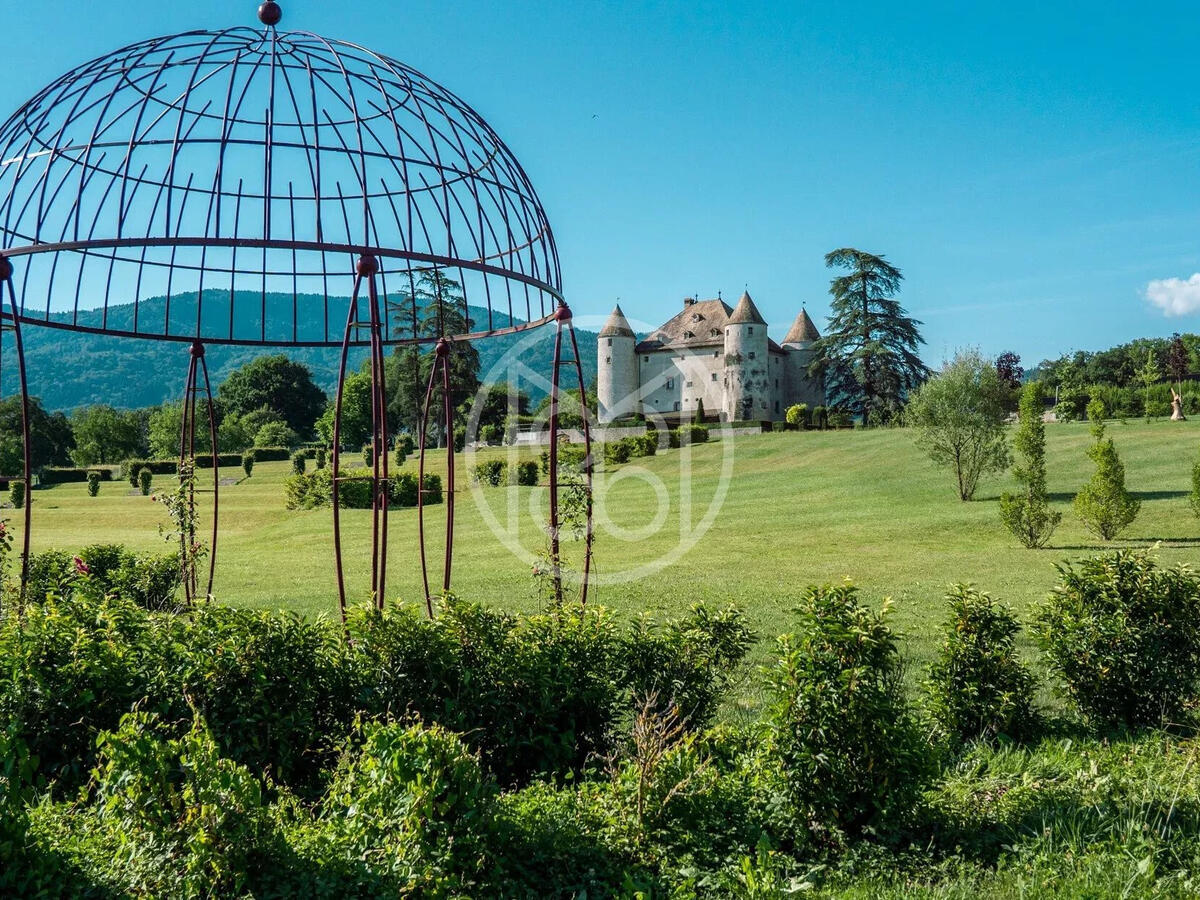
<box><xmin>597</xmin><ymin>292</ymin><xmax>824</xmax><ymax>424</ymax></box>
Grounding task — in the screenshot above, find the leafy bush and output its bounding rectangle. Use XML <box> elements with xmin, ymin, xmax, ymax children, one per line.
<box><xmin>622</xmin><ymin>604</ymin><xmax>753</xmax><ymax>729</ymax></box>
<box><xmin>772</xmin><ymin>421</ymin><xmax>790</xmax><ymax>432</ymax></box>
<box><xmin>785</xmin><ymin>403</ymin><xmax>809</xmax><ymax>427</ymax></box>
<box><xmin>812</xmin><ymin>405</ymin><xmax>827</xmax><ymax>429</ymax></box>
<box><xmin>1034</xmin><ymin>550</ymin><xmax>1200</xmax><ymax>729</ymax></box>
<box><xmin>86</xmin><ymin>470</ymin><xmax>101</xmax><ymax>497</ymax></box>
<box><xmin>762</xmin><ymin>584</ymin><xmax>926</xmax><ymax>838</ymax></box>
<box><xmin>393</xmin><ymin>442</ymin><xmax>407</xmax><ymax>468</ymax></box>
<box><xmin>138</xmin><ymin>467</ymin><xmax>153</xmax><ymax>495</ymax></box>
<box><xmin>250</xmin><ymin>446</ymin><xmax>292</xmax><ymax>462</ymax></box>
<box><xmin>284</xmin><ymin>468</ymin><xmax>441</xmax><ymax>510</ymax></box>
<box><xmin>1144</xmin><ymin>399</ymin><xmax>1170</xmax><ymax>418</ymax></box>
<box><xmin>8</xmin><ymin>480</ymin><xmax>23</xmax><ymax>509</ymax></box>
<box><xmin>480</xmin><ymin>423</ymin><xmax>503</xmax><ymax>445</ymax></box>
<box><xmin>603</xmin><ymin>439</ymin><xmax>632</xmax><ymax>465</ymax></box>
<box><xmin>291</xmin><ymin>451</ymin><xmax>306</xmax><ymax>476</ymax></box>
<box><xmin>39</xmin><ymin>467</ymin><xmax>114</xmax><ymax>485</ymax></box>
<box><xmin>122</xmin><ymin>458</ymin><xmax>176</xmax><ymax>484</ymax></box>
<box><xmin>397</xmin><ymin>433</ymin><xmax>415</xmax><ymax>457</ymax></box>
<box><xmin>241</xmin><ymin>452</ymin><xmax>254</xmax><ymax>478</ymax></box>
<box><xmin>540</xmin><ymin>444</ymin><xmax>587</xmax><ymax>475</ymax></box>
<box><xmin>473</xmin><ymin>458</ymin><xmax>507</xmax><ymax>486</ymax></box>
<box><xmin>668</xmin><ymin>425</ymin><xmax>709</xmax><ymax>448</ymax></box>
<box><xmin>926</xmin><ymin>585</ymin><xmax>1038</xmax><ymax>742</ymax></box>
<box><xmin>510</xmin><ymin>460</ymin><xmax>539</xmax><ymax>486</ymax></box>
<box><xmin>828</xmin><ymin>409</ymin><xmax>854</xmax><ymax>428</ymax></box>
<box><xmin>1192</xmin><ymin>448</ymin><xmax>1200</xmax><ymax>519</ymax></box>
<box><xmin>631</xmin><ymin>433</ymin><xmax>658</xmax><ymax>457</ymax></box>
<box><xmin>315</xmin><ymin>446</ymin><xmax>326</xmax><ymax>469</ymax></box>
<box><xmin>254</xmin><ymin>421</ymin><xmax>297</xmax><ymax>448</ymax></box>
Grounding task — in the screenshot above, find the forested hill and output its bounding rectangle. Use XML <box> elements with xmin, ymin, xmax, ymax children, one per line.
<box><xmin>12</xmin><ymin>292</ymin><xmax>598</xmax><ymax>411</ymax></box>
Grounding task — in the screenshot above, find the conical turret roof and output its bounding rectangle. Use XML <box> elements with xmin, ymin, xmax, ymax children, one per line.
<box><xmin>783</xmin><ymin>308</ymin><xmax>821</xmax><ymax>344</ymax></box>
<box><xmin>599</xmin><ymin>304</ymin><xmax>635</xmax><ymax>338</ymax></box>
<box><xmin>726</xmin><ymin>291</ymin><xmax>766</xmax><ymax>325</ymax></box>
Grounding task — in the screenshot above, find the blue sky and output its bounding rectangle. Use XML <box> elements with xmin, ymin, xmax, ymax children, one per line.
<box><xmin>2</xmin><ymin>0</ymin><xmax>1197</xmax><ymax>367</ymax></box>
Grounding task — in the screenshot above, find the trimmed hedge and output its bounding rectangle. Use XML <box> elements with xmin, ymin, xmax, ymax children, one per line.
<box><xmin>251</xmin><ymin>447</ymin><xmax>292</xmax><ymax>462</ymax></box>
<box><xmin>40</xmin><ymin>468</ymin><xmax>114</xmax><ymax>485</ymax></box>
<box><xmin>284</xmin><ymin>468</ymin><xmax>443</xmax><ymax>510</ymax></box>
<box><xmin>122</xmin><ymin>455</ymin><xmax>244</xmax><ymax>484</ymax></box>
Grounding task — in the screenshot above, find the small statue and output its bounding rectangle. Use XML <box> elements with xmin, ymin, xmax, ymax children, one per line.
<box><xmin>1171</xmin><ymin>388</ymin><xmax>1187</xmax><ymax>421</ymax></box>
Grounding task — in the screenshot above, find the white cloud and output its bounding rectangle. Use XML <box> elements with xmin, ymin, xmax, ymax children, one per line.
<box><xmin>1146</xmin><ymin>273</ymin><xmax>1200</xmax><ymax>316</ymax></box>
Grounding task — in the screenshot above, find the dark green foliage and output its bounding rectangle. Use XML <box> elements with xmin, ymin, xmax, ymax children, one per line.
<box><xmin>25</xmin><ymin>544</ymin><xmax>180</xmax><ymax>611</ymax></box>
<box><xmin>291</xmin><ymin>451</ymin><xmax>306</xmax><ymax>475</ymax></box>
<box><xmin>694</xmin><ymin>399</ymin><xmax>706</xmax><ymax>424</ymax></box>
<box><xmin>510</xmin><ymin>460</ymin><xmax>539</xmax><ymax>486</ymax></box>
<box><xmin>39</xmin><ymin>466</ymin><xmax>114</xmax><ymax>485</ymax></box>
<box><xmin>926</xmin><ymin>585</ymin><xmax>1038</xmax><ymax>742</ymax></box>
<box><xmin>473</xmin><ymin>458</ymin><xmax>507</xmax><ymax>486</ymax></box>
<box><xmin>1191</xmin><ymin>447</ymin><xmax>1200</xmax><ymax>518</ymax></box>
<box><xmin>249</xmin><ymin>446</ymin><xmax>292</xmax><ymax>462</ymax></box>
<box><xmin>1073</xmin><ymin>404</ymin><xmax>1139</xmax><ymax>540</ymax></box>
<box><xmin>762</xmin><ymin>584</ymin><xmax>927</xmax><ymax>838</ymax></box>
<box><xmin>283</xmin><ymin>468</ymin><xmax>441</xmax><ymax>510</ymax></box>
<box><xmin>216</xmin><ymin>354</ymin><xmax>326</xmax><ymax>437</ymax></box>
<box><xmin>0</xmin><ymin>395</ymin><xmax>74</xmax><ymax>475</ymax></box>
<box><xmin>540</xmin><ymin>443</ymin><xmax>587</xmax><ymax>475</ymax></box>
<box><xmin>138</xmin><ymin>467</ymin><xmax>152</xmax><ymax>495</ymax></box>
<box><xmin>1034</xmin><ymin>550</ymin><xmax>1200</xmax><ymax>729</ymax></box>
<box><xmin>8</xmin><ymin>479</ymin><xmax>23</xmax><ymax>509</ymax></box>
<box><xmin>454</xmin><ymin>425</ymin><xmax>466</xmax><ymax>452</ymax></box>
<box><xmin>622</xmin><ymin>604</ymin><xmax>753</xmax><ymax>728</ymax></box>
<box><xmin>393</xmin><ymin>441</ymin><xmax>407</xmax><ymax>468</ymax></box>
<box><xmin>87</xmin><ymin>469</ymin><xmax>102</xmax><ymax>496</ymax></box>
<box><xmin>361</xmin><ymin>444</ymin><xmax>373</xmax><ymax>468</ymax></box>
<box><xmin>772</xmin><ymin>421</ymin><xmax>790</xmax><ymax>432</ymax></box>
<box><xmin>812</xmin><ymin>405</ymin><xmax>827</xmax><ymax>428</ymax></box>
<box><xmin>242</xmin><ymin>452</ymin><xmax>255</xmax><ymax>478</ymax></box>
<box><xmin>315</xmin><ymin>446</ymin><xmax>326</xmax><ymax>469</ymax></box>
<box><xmin>603</xmin><ymin>438</ymin><xmax>632</xmax><ymax>465</ymax></box>
<box><xmin>1000</xmin><ymin>381</ymin><xmax>1062</xmax><ymax>548</ymax></box>
<box><xmin>69</xmin><ymin>404</ymin><xmax>148</xmax><ymax>466</ymax></box>
<box><xmin>809</xmin><ymin>248</ymin><xmax>930</xmax><ymax>424</ymax></box>
<box><xmin>668</xmin><ymin>424</ymin><xmax>709</xmax><ymax>448</ymax></box>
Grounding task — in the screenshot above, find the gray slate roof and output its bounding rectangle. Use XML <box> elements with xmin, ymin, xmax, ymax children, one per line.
<box><xmin>599</xmin><ymin>304</ymin><xmax>635</xmax><ymax>338</ymax></box>
<box><xmin>783</xmin><ymin>308</ymin><xmax>821</xmax><ymax>344</ymax></box>
<box><xmin>727</xmin><ymin>291</ymin><xmax>767</xmax><ymax>325</ymax></box>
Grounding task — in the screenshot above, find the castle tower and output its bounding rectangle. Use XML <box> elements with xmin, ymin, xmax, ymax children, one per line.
<box><xmin>597</xmin><ymin>304</ymin><xmax>637</xmax><ymax>423</ymax></box>
<box><xmin>723</xmin><ymin>291</ymin><xmax>769</xmax><ymax>421</ymax></box>
<box><xmin>782</xmin><ymin>307</ymin><xmax>824</xmax><ymax>407</ymax></box>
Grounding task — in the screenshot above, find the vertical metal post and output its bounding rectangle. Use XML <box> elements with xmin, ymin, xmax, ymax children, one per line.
<box><xmin>547</xmin><ymin>305</ymin><xmax>565</xmax><ymax>605</ymax></box>
<box><xmin>197</xmin><ymin>350</ymin><xmax>220</xmax><ymax>598</ymax></box>
<box><xmin>331</xmin><ymin>266</ymin><xmax>365</xmax><ymax>628</ymax></box>
<box><xmin>361</xmin><ymin>255</ymin><xmax>389</xmax><ymax>609</ymax></box>
<box><xmin>418</xmin><ymin>337</ymin><xmax>454</xmax><ymax>616</ymax></box>
<box><xmin>178</xmin><ymin>348</ymin><xmax>199</xmax><ymax>602</ymax></box>
<box><xmin>0</xmin><ymin>261</ymin><xmax>31</xmax><ymax>607</ymax></box>
<box><xmin>565</xmin><ymin>312</ymin><xmax>594</xmax><ymax>606</ymax></box>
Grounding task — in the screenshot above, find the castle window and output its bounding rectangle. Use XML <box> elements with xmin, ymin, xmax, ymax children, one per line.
<box><xmin>748</xmin><ymin>327</ymin><xmax>754</xmax><ymax>334</ymax></box>
<box><xmin>666</xmin><ymin>378</ymin><xmax>674</xmax><ymax>389</ymax></box>
<box><xmin>607</xmin><ymin>338</ymin><xmax>612</xmax><ymax>347</ymax></box>
<box><xmin>605</xmin><ymin>357</ymin><xmax>611</xmax><ymax>364</ymax></box>
<box><xmin>749</xmin><ymin>352</ymin><xmax>756</xmax><ymax>360</ymax></box>
<box><xmin>673</xmin><ymin>401</ymin><xmax>680</xmax><ymax>412</ymax></box>
<box><xmin>644</xmin><ymin>356</ymin><xmax>649</xmax><ymax>362</ymax></box>
<box><xmin>711</xmin><ymin>373</ymin><xmax>717</xmax><ymax>381</ymax></box>
<box><xmin>691</xmin><ymin>313</ymin><xmax>703</xmax><ymax>322</ymax></box>
<box><xmin>686</xmin><ymin>381</ymin><xmax>693</xmax><ymax>388</ymax></box>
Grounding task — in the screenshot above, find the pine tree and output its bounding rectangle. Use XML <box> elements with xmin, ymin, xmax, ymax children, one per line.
<box><xmin>1000</xmin><ymin>382</ymin><xmax>1061</xmax><ymax>548</ymax></box>
<box><xmin>809</xmin><ymin>248</ymin><xmax>930</xmax><ymax>425</ymax></box>
<box><xmin>694</xmin><ymin>399</ymin><xmax>705</xmax><ymax>425</ymax></box>
<box><xmin>1073</xmin><ymin>400</ymin><xmax>1140</xmax><ymax>540</ymax></box>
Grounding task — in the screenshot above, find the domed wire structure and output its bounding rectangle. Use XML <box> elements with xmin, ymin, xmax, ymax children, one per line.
<box><xmin>0</xmin><ymin>3</ymin><xmax>594</xmax><ymax>616</ymax></box>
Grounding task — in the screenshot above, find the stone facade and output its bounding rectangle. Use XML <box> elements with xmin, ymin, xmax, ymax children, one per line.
<box><xmin>597</xmin><ymin>293</ymin><xmax>824</xmax><ymax>424</ymax></box>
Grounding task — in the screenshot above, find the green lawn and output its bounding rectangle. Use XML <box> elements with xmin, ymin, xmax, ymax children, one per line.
<box><xmin>16</xmin><ymin>418</ymin><xmax>1200</xmax><ymax>688</ymax></box>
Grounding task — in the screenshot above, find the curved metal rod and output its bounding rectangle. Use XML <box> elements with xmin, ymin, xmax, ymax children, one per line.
<box><xmin>177</xmin><ymin>348</ymin><xmax>199</xmax><ymax>602</ymax></box>
<box><xmin>197</xmin><ymin>347</ymin><xmax>219</xmax><ymax>598</ymax></box>
<box><xmin>331</xmin><ymin>268</ymin><xmax>365</xmax><ymax>628</ymax></box>
<box><xmin>1</xmin><ymin>267</ymin><xmax>31</xmax><ymax>608</ymax></box>
<box><xmin>441</xmin><ymin>343</ymin><xmax>455</xmax><ymax>595</ymax></box>
<box><xmin>566</xmin><ymin>317</ymin><xmax>594</xmax><ymax>606</ymax></box>
<box><xmin>547</xmin><ymin>310</ymin><xmax>564</xmax><ymax>605</ymax></box>
<box><xmin>363</xmin><ymin>258</ymin><xmax>389</xmax><ymax>609</ymax></box>
<box><xmin>417</xmin><ymin>339</ymin><xmax>451</xmax><ymax>617</ymax></box>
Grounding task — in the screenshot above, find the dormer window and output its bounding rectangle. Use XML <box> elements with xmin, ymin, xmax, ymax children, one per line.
<box><xmin>710</xmin><ymin>328</ymin><xmax>720</xmax><ymax>337</ymax></box>
<box><xmin>691</xmin><ymin>312</ymin><xmax>703</xmax><ymax>322</ymax></box>
<box><xmin>684</xmin><ymin>330</ymin><xmax>694</xmax><ymax>339</ymax></box>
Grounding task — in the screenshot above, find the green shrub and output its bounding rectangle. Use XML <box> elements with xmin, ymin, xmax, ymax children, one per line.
<box><xmin>137</xmin><ymin>468</ymin><xmax>152</xmax><ymax>496</ymax></box>
<box><xmin>540</xmin><ymin>444</ymin><xmax>587</xmax><ymax>475</ymax></box>
<box><xmin>361</xmin><ymin>445</ymin><xmax>373</xmax><ymax>468</ymax></box>
<box><xmin>631</xmin><ymin>433</ymin><xmax>658</xmax><ymax>457</ymax></box>
<box><xmin>1034</xmin><ymin>550</ymin><xmax>1200</xmax><ymax>729</ymax></box>
<box><xmin>1144</xmin><ymin>399</ymin><xmax>1171</xmax><ymax>419</ymax></box>
<box><xmin>926</xmin><ymin>585</ymin><xmax>1038</xmax><ymax>742</ymax></box>
<box><xmin>8</xmin><ymin>480</ymin><xmax>23</xmax><ymax>509</ymax></box>
<box><xmin>1000</xmin><ymin>381</ymin><xmax>1061</xmax><ymax>548</ymax></box>
<box><xmin>668</xmin><ymin>425</ymin><xmax>709</xmax><ymax>449</ymax></box>
<box><xmin>397</xmin><ymin>434</ymin><xmax>415</xmax><ymax>457</ymax></box>
<box><xmin>828</xmin><ymin>409</ymin><xmax>853</xmax><ymax>428</ymax></box>
<box><xmin>122</xmin><ymin>458</ymin><xmax>176</xmax><ymax>485</ymax></box>
<box><xmin>250</xmin><ymin>446</ymin><xmax>291</xmax><ymax>462</ymax></box>
<box><xmin>772</xmin><ymin>421</ymin><xmax>789</xmax><ymax>432</ymax></box>
<box><xmin>785</xmin><ymin>403</ymin><xmax>809</xmax><ymax>427</ymax></box>
<box><xmin>254</xmin><ymin>421</ymin><xmax>297</xmax><ymax>448</ymax></box>
<box><xmin>241</xmin><ymin>452</ymin><xmax>254</xmax><ymax>478</ymax></box>
<box><xmin>291</xmin><ymin>451</ymin><xmax>306</xmax><ymax>476</ymax></box>
<box><xmin>1192</xmin><ymin>448</ymin><xmax>1200</xmax><ymax>519</ymax></box>
<box><xmin>1073</xmin><ymin>408</ymin><xmax>1139</xmax><ymax>540</ymax></box>
<box><xmin>762</xmin><ymin>584</ymin><xmax>926</xmax><ymax>837</ymax></box>
<box><xmin>623</xmin><ymin>604</ymin><xmax>753</xmax><ymax>728</ymax></box>
<box><xmin>315</xmin><ymin>446</ymin><xmax>327</xmax><ymax>469</ymax></box>
<box><xmin>812</xmin><ymin>405</ymin><xmax>827</xmax><ymax>429</ymax></box>
<box><xmin>86</xmin><ymin>470</ymin><xmax>101</xmax><ymax>497</ymax></box>
<box><xmin>510</xmin><ymin>460</ymin><xmax>539</xmax><ymax>486</ymax></box>
<box><xmin>603</xmin><ymin>439</ymin><xmax>632</xmax><ymax>465</ymax></box>
<box><xmin>473</xmin><ymin>458</ymin><xmax>507</xmax><ymax>486</ymax></box>
<box><xmin>39</xmin><ymin>467</ymin><xmax>115</xmax><ymax>485</ymax></box>
<box><xmin>393</xmin><ymin>442</ymin><xmax>407</xmax><ymax>468</ymax></box>
<box><xmin>454</xmin><ymin>426</ymin><xmax>466</xmax><ymax>452</ymax></box>
<box><xmin>480</xmin><ymin>423</ymin><xmax>503</xmax><ymax>445</ymax></box>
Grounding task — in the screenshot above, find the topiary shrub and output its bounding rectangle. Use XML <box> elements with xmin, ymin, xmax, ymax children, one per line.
<box><xmin>1192</xmin><ymin>447</ymin><xmax>1200</xmax><ymax>519</ymax></box>
<box><xmin>362</xmin><ymin>445</ymin><xmax>373</xmax><ymax>468</ymax></box>
<box><xmin>510</xmin><ymin>460</ymin><xmax>539</xmax><ymax>487</ymax></box>
<box><xmin>253</xmin><ymin>421</ymin><xmax>297</xmax><ymax>448</ymax></box>
<box><xmin>925</xmin><ymin>585</ymin><xmax>1038</xmax><ymax>742</ymax></box>
<box><xmin>393</xmin><ymin>442</ymin><xmax>407</xmax><ymax>468</ymax></box>
<box><xmin>772</xmin><ymin>421</ymin><xmax>789</xmax><ymax>432</ymax></box>
<box><xmin>762</xmin><ymin>583</ymin><xmax>926</xmax><ymax>837</ymax></box>
<box><xmin>8</xmin><ymin>480</ymin><xmax>23</xmax><ymax>509</ymax></box>
<box><xmin>473</xmin><ymin>459</ymin><xmax>507</xmax><ymax>486</ymax></box>
<box><xmin>540</xmin><ymin>444</ymin><xmax>587</xmax><ymax>475</ymax></box>
<box><xmin>631</xmin><ymin>433</ymin><xmax>658</xmax><ymax>457</ymax></box>
<box><xmin>241</xmin><ymin>452</ymin><xmax>254</xmax><ymax>479</ymax></box>
<box><xmin>812</xmin><ymin>405</ymin><xmax>827</xmax><ymax>429</ymax></box>
<box><xmin>1034</xmin><ymin>550</ymin><xmax>1200</xmax><ymax>729</ymax></box>
<box><xmin>249</xmin><ymin>446</ymin><xmax>291</xmax><ymax>462</ymax></box>
<box><xmin>137</xmin><ymin>468</ymin><xmax>152</xmax><ymax>496</ymax></box>
<box><xmin>86</xmin><ymin>470</ymin><xmax>102</xmax><ymax>497</ymax></box>
<box><xmin>785</xmin><ymin>403</ymin><xmax>809</xmax><ymax>427</ymax></box>
<box><xmin>315</xmin><ymin>446</ymin><xmax>327</xmax><ymax>469</ymax></box>
<box><xmin>291</xmin><ymin>451</ymin><xmax>306</xmax><ymax>476</ymax></box>
<box><xmin>480</xmin><ymin>423</ymin><xmax>503</xmax><ymax>445</ymax></box>
<box><xmin>397</xmin><ymin>434</ymin><xmax>415</xmax><ymax>457</ymax></box>
<box><xmin>454</xmin><ymin>426</ymin><xmax>467</xmax><ymax>452</ymax></box>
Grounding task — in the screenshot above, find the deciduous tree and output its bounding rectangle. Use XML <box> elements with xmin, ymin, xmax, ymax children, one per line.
<box><xmin>216</xmin><ymin>355</ymin><xmax>325</xmax><ymax>437</ymax></box>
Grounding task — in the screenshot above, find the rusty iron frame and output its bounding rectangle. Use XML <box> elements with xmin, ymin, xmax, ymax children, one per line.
<box><xmin>177</xmin><ymin>340</ymin><xmax>220</xmax><ymax>603</ymax></box>
<box><xmin>0</xmin><ymin>5</ymin><xmax>587</xmax><ymax>619</ymax></box>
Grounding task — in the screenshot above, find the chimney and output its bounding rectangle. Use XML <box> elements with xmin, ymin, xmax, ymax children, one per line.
<box><xmin>683</xmin><ymin>297</ymin><xmax>695</xmax><ymax>308</ymax></box>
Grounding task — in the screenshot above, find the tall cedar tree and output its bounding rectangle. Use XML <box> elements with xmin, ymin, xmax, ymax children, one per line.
<box><xmin>1167</xmin><ymin>333</ymin><xmax>1190</xmax><ymax>389</ymax></box>
<box><xmin>1000</xmin><ymin>382</ymin><xmax>1061</xmax><ymax>548</ymax></box>
<box><xmin>810</xmin><ymin>249</ymin><xmax>930</xmax><ymax>424</ymax></box>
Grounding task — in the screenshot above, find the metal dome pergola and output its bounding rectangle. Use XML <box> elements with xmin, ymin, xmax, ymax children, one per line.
<box><xmin>0</xmin><ymin>1</ymin><xmax>593</xmax><ymax>617</ymax></box>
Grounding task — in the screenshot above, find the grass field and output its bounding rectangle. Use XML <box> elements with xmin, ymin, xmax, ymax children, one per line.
<box><xmin>16</xmin><ymin>418</ymin><xmax>1200</xmax><ymax>690</ymax></box>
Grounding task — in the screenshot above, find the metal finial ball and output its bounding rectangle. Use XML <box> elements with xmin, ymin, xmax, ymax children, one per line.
<box><xmin>356</xmin><ymin>254</ymin><xmax>379</xmax><ymax>276</ymax></box>
<box><xmin>435</xmin><ymin>338</ymin><xmax>452</xmax><ymax>357</ymax></box>
<box><xmin>258</xmin><ymin>2</ymin><xmax>282</xmax><ymax>26</ymax></box>
<box><xmin>0</xmin><ymin>257</ymin><xmax>11</xmax><ymax>282</ymax></box>
<box><xmin>554</xmin><ymin>302</ymin><xmax>573</xmax><ymax>322</ymax></box>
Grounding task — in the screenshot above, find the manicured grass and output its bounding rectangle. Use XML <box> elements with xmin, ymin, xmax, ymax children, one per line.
<box><xmin>15</xmin><ymin>419</ymin><xmax>1200</xmax><ymax>692</ymax></box>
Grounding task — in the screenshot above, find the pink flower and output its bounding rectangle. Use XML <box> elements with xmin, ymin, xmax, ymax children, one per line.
<box><xmin>73</xmin><ymin>556</ymin><xmax>91</xmax><ymax>576</ymax></box>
